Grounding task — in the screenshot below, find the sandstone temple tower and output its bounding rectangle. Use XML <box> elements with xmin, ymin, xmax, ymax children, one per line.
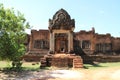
<box><xmin>40</xmin><ymin>9</ymin><xmax>83</xmax><ymax>68</ymax></box>
<box><xmin>48</xmin><ymin>9</ymin><xmax>74</xmax><ymax>53</ymax></box>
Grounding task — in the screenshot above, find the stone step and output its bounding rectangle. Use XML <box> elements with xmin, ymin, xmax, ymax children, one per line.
<box><xmin>74</xmin><ymin>65</ymin><xmax>83</xmax><ymax>68</ymax></box>
<box><xmin>74</xmin><ymin>63</ymin><xmax>83</xmax><ymax>65</ymax></box>
<box><xmin>73</xmin><ymin>56</ymin><xmax>83</xmax><ymax>68</ymax></box>
<box><xmin>73</xmin><ymin>60</ymin><xmax>83</xmax><ymax>62</ymax></box>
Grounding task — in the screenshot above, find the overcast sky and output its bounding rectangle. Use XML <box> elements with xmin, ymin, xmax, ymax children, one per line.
<box><xmin>1</xmin><ymin>0</ymin><xmax>120</xmax><ymax>37</ymax></box>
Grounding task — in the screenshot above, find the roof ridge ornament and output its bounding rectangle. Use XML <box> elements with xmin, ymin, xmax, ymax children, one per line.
<box><xmin>49</xmin><ymin>9</ymin><xmax>75</xmax><ymax>31</ymax></box>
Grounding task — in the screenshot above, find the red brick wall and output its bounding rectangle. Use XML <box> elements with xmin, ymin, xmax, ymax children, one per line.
<box><xmin>29</xmin><ymin>30</ymin><xmax>49</xmax><ymax>51</ymax></box>
<box><xmin>112</xmin><ymin>38</ymin><xmax>120</xmax><ymax>53</ymax></box>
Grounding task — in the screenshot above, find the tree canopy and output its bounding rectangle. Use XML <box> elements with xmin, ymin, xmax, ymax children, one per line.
<box><xmin>0</xmin><ymin>4</ymin><xmax>30</xmax><ymax>61</ymax></box>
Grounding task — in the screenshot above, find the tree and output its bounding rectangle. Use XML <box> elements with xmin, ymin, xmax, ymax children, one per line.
<box><xmin>0</xmin><ymin>4</ymin><xmax>30</xmax><ymax>61</ymax></box>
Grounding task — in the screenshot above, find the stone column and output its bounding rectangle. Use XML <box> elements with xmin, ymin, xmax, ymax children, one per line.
<box><xmin>70</xmin><ymin>31</ymin><xmax>73</xmax><ymax>51</ymax></box>
<box><xmin>81</xmin><ymin>40</ymin><xmax>83</xmax><ymax>48</ymax></box>
<box><xmin>29</xmin><ymin>35</ymin><xmax>33</xmax><ymax>51</ymax></box>
<box><xmin>52</xmin><ymin>33</ymin><xmax>55</xmax><ymax>52</ymax></box>
<box><xmin>68</xmin><ymin>32</ymin><xmax>70</xmax><ymax>52</ymax></box>
<box><xmin>49</xmin><ymin>33</ymin><xmax>52</xmax><ymax>51</ymax></box>
<box><xmin>68</xmin><ymin>31</ymin><xmax>73</xmax><ymax>52</ymax></box>
<box><xmin>49</xmin><ymin>32</ymin><xmax>55</xmax><ymax>53</ymax></box>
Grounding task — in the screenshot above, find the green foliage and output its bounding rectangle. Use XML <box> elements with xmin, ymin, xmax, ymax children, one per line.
<box><xmin>0</xmin><ymin>3</ymin><xmax>30</xmax><ymax>61</ymax></box>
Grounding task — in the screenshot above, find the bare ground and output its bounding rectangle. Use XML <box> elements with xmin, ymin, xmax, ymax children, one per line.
<box><xmin>0</xmin><ymin>67</ymin><xmax>120</xmax><ymax>80</ymax></box>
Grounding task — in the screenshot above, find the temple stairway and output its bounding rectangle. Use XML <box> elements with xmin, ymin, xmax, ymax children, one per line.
<box><xmin>40</xmin><ymin>53</ymin><xmax>83</xmax><ymax>68</ymax></box>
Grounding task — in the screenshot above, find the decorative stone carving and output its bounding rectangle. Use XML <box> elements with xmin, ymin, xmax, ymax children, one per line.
<box><xmin>49</xmin><ymin>8</ymin><xmax>75</xmax><ymax>31</ymax></box>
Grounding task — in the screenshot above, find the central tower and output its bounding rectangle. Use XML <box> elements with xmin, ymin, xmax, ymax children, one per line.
<box><xmin>40</xmin><ymin>9</ymin><xmax>83</xmax><ymax>68</ymax></box>
<box><xmin>49</xmin><ymin>9</ymin><xmax>75</xmax><ymax>53</ymax></box>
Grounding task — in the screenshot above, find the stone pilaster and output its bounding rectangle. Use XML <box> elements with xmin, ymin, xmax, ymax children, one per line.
<box><xmin>68</xmin><ymin>32</ymin><xmax>70</xmax><ymax>52</ymax></box>
<box><xmin>49</xmin><ymin>33</ymin><xmax>52</xmax><ymax>51</ymax></box>
<box><xmin>52</xmin><ymin>33</ymin><xmax>55</xmax><ymax>52</ymax></box>
<box><xmin>70</xmin><ymin>31</ymin><xmax>73</xmax><ymax>51</ymax></box>
<box><xmin>29</xmin><ymin>35</ymin><xmax>33</xmax><ymax>51</ymax></box>
<box><xmin>49</xmin><ymin>33</ymin><xmax>55</xmax><ymax>52</ymax></box>
<box><xmin>68</xmin><ymin>31</ymin><xmax>73</xmax><ymax>52</ymax></box>
<box><xmin>81</xmin><ymin>40</ymin><xmax>83</xmax><ymax>48</ymax></box>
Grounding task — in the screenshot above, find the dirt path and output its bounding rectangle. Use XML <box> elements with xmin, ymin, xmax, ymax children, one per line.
<box><xmin>0</xmin><ymin>68</ymin><xmax>120</xmax><ymax>80</ymax></box>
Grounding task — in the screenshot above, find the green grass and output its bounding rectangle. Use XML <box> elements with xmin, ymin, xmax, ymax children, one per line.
<box><xmin>0</xmin><ymin>61</ymin><xmax>12</xmax><ymax>68</ymax></box>
<box><xmin>83</xmin><ymin>62</ymin><xmax>120</xmax><ymax>70</ymax></box>
<box><xmin>0</xmin><ymin>61</ymin><xmax>120</xmax><ymax>70</ymax></box>
<box><xmin>0</xmin><ymin>61</ymin><xmax>40</xmax><ymax>71</ymax></box>
<box><xmin>21</xmin><ymin>62</ymin><xmax>40</xmax><ymax>71</ymax></box>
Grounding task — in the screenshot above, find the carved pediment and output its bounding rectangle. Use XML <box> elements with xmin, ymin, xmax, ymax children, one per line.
<box><xmin>49</xmin><ymin>9</ymin><xmax>75</xmax><ymax>31</ymax></box>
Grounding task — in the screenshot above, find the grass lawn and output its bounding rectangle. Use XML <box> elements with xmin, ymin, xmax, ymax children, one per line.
<box><xmin>0</xmin><ymin>61</ymin><xmax>120</xmax><ymax>70</ymax></box>
<box><xmin>0</xmin><ymin>61</ymin><xmax>12</xmax><ymax>68</ymax></box>
<box><xmin>22</xmin><ymin>62</ymin><xmax>40</xmax><ymax>70</ymax></box>
<box><xmin>83</xmin><ymin>62</ymin><xmax>120</xmax><ymax>70</ymax></box>
<box><xmin>0</xmin><ymin>61</ymin><xmax>40</xmax><ymax>70</ymax></box>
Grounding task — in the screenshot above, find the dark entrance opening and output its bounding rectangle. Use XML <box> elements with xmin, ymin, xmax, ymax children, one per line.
<box><xmin>60</xmin><ymin>47</ymin><xmax>65</xmax><ymax>52</ymax></box>
<box><xmin>55</xmin><ymin>33</ymin><xmax>68</xmax><ymax>53</ymax></box>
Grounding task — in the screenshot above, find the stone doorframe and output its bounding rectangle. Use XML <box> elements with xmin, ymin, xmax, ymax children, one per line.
<box><xmin>49</xmin><ymin>30</ymin><xmax>73</xmax><ymax>53</ymax></box>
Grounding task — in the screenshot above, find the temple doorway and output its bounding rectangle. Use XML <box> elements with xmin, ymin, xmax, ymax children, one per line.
<box><xmin>60</xmin><ymin>40</ymin><xmax>68</xmax><ymax>52</ymax></box>
<box><xmin>55</xmin><ymin>33</ymin><xmax>68</xmax><ymax>53</ymax></box>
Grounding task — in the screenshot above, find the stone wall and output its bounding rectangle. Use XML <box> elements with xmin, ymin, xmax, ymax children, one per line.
<box><xmin>29</xmin><ymin>30</ymin><xmax>49</xmax><ymax>51</ymax></box>
<box><xmin>22</xmin><ymin>55</ymin><xmax>42</xmax><ymax>62</ymax></box>
<box><xmin>112</xmin><ymin>38</ymin><xmax>120</xmax><ymax>53</ymax></box>
<box><xmin>74</xmin><ymin>29</ymin><xmax>120</xmax><ymax>55</ymax></box>
<box><xmin>82</xmin><ymin>55</ymin><xmax>120</xmax><ymax>63</ymax></box>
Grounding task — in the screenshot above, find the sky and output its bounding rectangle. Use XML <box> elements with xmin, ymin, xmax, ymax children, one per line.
<box><xmin>0</xmin><ymin>0</ymin><xmax>120</xmax><ymax>37</ymax></box>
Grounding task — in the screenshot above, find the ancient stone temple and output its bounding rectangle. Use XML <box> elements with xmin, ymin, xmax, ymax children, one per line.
<box><xmin>24</xmin><ymin>9</ymin><xmax>120</xmax><ymax>65</ymax></box>
<box><xmin>40</xmin><ymin>9</ymin><xmax>83</xmax><ymax>68</ymax></box>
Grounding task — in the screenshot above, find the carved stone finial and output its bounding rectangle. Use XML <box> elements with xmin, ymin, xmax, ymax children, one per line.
<box><xmin>48</xmin><ymin>9</ymin><xmax>75</xmax><ymax>30</ymax></box>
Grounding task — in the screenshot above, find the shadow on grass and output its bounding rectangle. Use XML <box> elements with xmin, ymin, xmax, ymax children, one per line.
<box><xmin>0</xmin><ymin>67</ymin><xmax>63</xmax><ymax>80</ymax></box>
<box><xmin>83</xmin><ymin>63</ymin><xmax>108</xmax><ymax>69</ymax></box>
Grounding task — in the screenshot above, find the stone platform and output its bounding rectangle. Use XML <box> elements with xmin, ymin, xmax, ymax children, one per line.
<box><xmin>40</xmin><ymin>53</ymin><xmax>83</xmax><ymax>68</ymax></box>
